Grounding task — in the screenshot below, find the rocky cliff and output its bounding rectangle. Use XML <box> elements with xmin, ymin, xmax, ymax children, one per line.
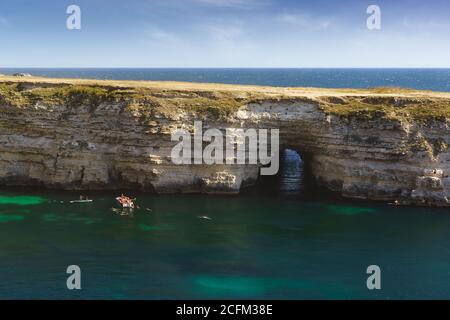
<box><xmin>2</xmin><ymin>76</ymin><xmax>450</xmax><ymax>206</ymax></box>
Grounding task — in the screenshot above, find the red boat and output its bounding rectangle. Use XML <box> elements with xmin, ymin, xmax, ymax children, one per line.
<box><xmin>116</xmin><ymin>194</ymin><xmax>135</xmax><ymax>209</ymax></box>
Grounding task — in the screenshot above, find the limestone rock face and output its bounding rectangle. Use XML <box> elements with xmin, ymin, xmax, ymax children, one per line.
<box><xmin>2</xmin><ymin>77</ymin><xmax>450</xmax><ymax>206</ymax></box>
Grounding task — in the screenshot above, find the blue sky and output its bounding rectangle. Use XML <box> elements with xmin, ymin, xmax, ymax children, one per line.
<box><xmin>0</xmin><ymin>0</ymin><xmax>449</xmax><ymax>67</ymax></box>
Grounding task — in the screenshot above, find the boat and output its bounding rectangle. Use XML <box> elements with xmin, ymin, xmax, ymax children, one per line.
<box><xmin>116</xmin><ymin>195</ymin><xmax>135</xmax><ymax>209</ymax></box>
<box><xmin>70</xmin><ymin>199</ymin><xmax>93</xmax><ymax>204</ymax></box>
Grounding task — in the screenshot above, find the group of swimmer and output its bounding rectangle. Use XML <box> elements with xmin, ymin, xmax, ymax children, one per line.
<box><xmin>116</xmin><ymin>194</ymin><xmax>135</xmax><ymax>209</ymax></box>
<box><xmin>74</xmin><ymin>193</ymin><xmax>135</xmax><ymax>209</ymax></box>
<box><xmin>70</xmin><ymin>193</ymin><xmax>212</xmax><ymax>220</ymax></box>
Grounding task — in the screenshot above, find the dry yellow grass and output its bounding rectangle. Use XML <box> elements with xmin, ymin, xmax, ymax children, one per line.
<box><xmin>2</xmin><ymin>75</ymin><xmax>450</xmax><ymax>98</ymax></box>
<box><xmin>1</xmin><ymin>75</ymin><xmax>450</xmax><ymax>121</ymax></box>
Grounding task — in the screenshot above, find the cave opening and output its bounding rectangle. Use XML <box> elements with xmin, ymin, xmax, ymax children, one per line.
<box><xmin>247</xmin><ymin>148</ymin><xmax>317</xmax><ymax>198</ymax></box>
<box><xmin>278</xmin><ymin>149</ymin><xmax>305</xmax><ymax>197</ymax></box>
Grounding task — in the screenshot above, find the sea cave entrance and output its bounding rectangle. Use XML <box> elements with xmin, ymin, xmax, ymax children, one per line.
<box><xmin>248</xmin><ymin>148</ymin><xmax>316</xmax><ymax>198</ymax></box>
<box><xmin>277</xmin><ymin>149</ymin><xmax>305</xmax><ymax>197</ymax></box>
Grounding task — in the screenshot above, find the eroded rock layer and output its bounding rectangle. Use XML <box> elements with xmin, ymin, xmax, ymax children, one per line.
<box><xmin>1</xmin><ymin>76</ymin><xmax>450</xmax><ymax>206</ymax></box>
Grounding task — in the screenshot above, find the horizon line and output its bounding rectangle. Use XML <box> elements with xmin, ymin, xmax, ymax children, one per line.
<box><xmin>2</xmin><ymin>67</ymin><xmax>450</xmax><ymax>69</ymax></box>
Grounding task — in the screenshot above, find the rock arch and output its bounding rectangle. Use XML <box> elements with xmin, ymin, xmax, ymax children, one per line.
<box><xmin>1</xmin><ymin>78</ymin><xmax>450</xmax><ymax>206</ymax></box>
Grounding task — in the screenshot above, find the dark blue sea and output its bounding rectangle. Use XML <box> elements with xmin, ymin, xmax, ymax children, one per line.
<box><xmin>1</xmin><ymin>68</ymin><xmax>450</xmax><ymax>92</ymax></box>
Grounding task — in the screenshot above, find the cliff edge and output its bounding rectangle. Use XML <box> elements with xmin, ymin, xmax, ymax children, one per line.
<box><xmin>2</xmin><ymin>75</ymin><xmax>450</xmax><ymax>206</ymax></box>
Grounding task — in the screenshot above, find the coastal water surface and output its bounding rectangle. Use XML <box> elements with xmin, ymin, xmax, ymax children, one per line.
<box><xmin>1</xmin><ymin>151</ymin><xmax>450</xmax><ymax>299</ymax></box>
<box><xmin>1</xmin><ymin>68</ymin><xmax>450</xmax><ymax>92</ymax></box>
<box><xmin>2</xmin><ymin>69</ymin><xmax>450</xmax><ymax>299</ymax></box>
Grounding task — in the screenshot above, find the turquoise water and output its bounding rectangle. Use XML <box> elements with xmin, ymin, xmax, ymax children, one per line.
<box><xmin>1</xmin><ymin>152</ymin><xmax>450</xmax><ymax>299</ymax></box>
<box><xmin>2</xmin><ymin>68</ymin><xmax>450</xmax><ymax>92</ymax></box>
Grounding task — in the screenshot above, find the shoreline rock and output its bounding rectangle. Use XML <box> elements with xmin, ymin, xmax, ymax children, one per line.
<box><xmin>11</xmin><ymin>73</ymin><xmax>32</xmax><ymax>77</ymax></box>
<box><xmin>1</xmin><ymin>78</ymin><xmax>450</xmax><ymax>206</ymax></box>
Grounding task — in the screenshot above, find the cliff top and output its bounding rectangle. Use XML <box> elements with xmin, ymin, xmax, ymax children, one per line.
<box><xmin>1</xmin><ymin>75</ymin><xmax>450</xmax><ymax>121</ymax></box>
<box><xmin>1</xmin><ymin>75</ymin><xmax>450</xmax><ymax>98</ymax></box>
